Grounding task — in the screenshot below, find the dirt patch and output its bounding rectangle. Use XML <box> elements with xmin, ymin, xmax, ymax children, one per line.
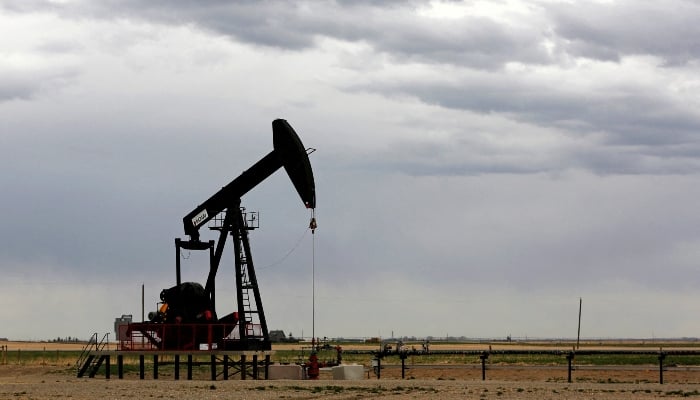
<box><xmin>3</xmin><ymin>341</ymin><xmax>700</xmax><ymax>399</ymax></box>
<box><xmin>2</xmin><ymin>364</ymin><xmax>700</xmax><ymax>400</ymax></box>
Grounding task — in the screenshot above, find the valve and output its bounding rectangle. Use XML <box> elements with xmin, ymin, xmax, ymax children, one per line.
<box><xmin>307</xmin><ymin>352</ymin><xmax>319</xmax><ymax>379</ymax></box>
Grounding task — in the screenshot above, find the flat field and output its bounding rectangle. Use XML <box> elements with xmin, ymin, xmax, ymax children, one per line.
<box><xmin>2</xmin><ymin>340</ymin><xmax>700</xmax><ymax>399</ymax></box>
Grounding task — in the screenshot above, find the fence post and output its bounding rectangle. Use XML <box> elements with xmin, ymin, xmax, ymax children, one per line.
<box><xmin>105</xmin><ymin>355</ymin><xmax>110</xmax><ymax>380</ymax></box>
<box><xmin>223</xmin><ymin>355</ymin><xmax>229</xmax><ymax>380</ymax></box>
<box><xmin>480</xmin><ymin>351</ymin><xmax>489</xmax><ymax>380</ymax></box>
<box><xmin>658</xmin><ymin>352</ymin><xmax>666</xmax><ymax>385</ymax></box>
<box><xmin>139</xmin><ymin>354</ymin><xmax>145</xmax><ymax>379</ymax></box>
<box><xmin>240</xmin><ymin>354</ymin><xmax>246</xmax><ymax>381</ymax></box>
<box><xmin>566</xmin><ymin>352</ymin><xmax>575</xmax><ymax>383</ymax></box>
<box><xmin>252</xmin><ymin>355</ymin><xmax>258</xmax><ymax>380</ymax></box>
<box><xmin>153</xmin><ymin>354</ymin><xmax>159</xmax><ymax>380</ymax></box>
<box><xmin>400</xmin><ymin>353</ymin><xmax>406</xmax><ymax>379</ymax></box>
<box><xmin>187</xmin><ymin>354</ymin><xmax>193</xmax><ymax>380</ymax></box>
<box><xmin>174</xmin><ymin>355</ymin><xmax>180</xmax><ymax>380</ymax></box>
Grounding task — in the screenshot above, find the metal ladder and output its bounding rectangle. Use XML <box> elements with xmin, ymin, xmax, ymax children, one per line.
<box><xmin>237</xmin><ymin>231</ymin><xmax>262</xmax><ymax>340</ymax></box>
<box><xmin>76</xmin><ymin>333</ymin><xmax>109</xmax><ymax>377</ymax></box>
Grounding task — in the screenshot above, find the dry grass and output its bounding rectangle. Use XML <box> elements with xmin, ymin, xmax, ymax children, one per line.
<box><xmin>2</xmin><ymin>364</ymin><xmax>700</xmax><ymax>400</ymax></box>
<box><xmin>2</xmin><ymin>340</ymin><xmax>700</xmax><ymax>399</ymax></box>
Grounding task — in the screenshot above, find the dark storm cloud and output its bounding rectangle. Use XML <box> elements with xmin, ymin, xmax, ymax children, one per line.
<box><xmin>2</xmin><ymin>0</ymin><xmax>551</xmax><ymax>69</ymax></box>
<box><xmin>405</xmin><ymin>79</ymin><xmax>699</xmax><ymax>143</ymax></box>
<box><xmin>15</xmin><ymin>0</ymin><xmax>692</xmax><ymax>177</ymax></box>
<box><xmin>356</xmin><ymin>72</ymin><xmax>700</xmax><ymax>175</ymax></box>
<box><xmin>6</xmin><ymin>0</ymin><xmax>700</xmax><ymax>68</ymax></box>
<box><xmin>367</xmin><ymin>15</ymin><xmax>549</xmax><ymax>69</ymax></box>
<box><xmin>547</xmin><ymin>0</ymin><xmax>700</xmax><ymax>65</ymax></box>
<box><xmin>47</xmin><ymin>0</ymin><xmax>698</xmax><ymax>69</ymax></box>
<box><xmin>4</xmin><ymin>0</ymin><xmax>700</xmax><ymax>177</ymax></box>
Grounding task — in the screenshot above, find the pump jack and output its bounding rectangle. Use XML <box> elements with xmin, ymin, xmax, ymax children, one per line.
<box><xmin>128</xmin><ymin>119</ymin><xmax>315</xmax><ymax>351</ymax></box>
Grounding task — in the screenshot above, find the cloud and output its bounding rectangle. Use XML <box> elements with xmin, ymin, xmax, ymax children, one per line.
<box><xmin>7</xmin><ymin>0</ymin><xmax>700</xmax><ymax>67</ymax></box>
<box><xmin>4</xmin><ymin>1</ymin><xmax>553</xmax><ymax>69</ymax></box>
<box><xmin>340</xmin><ymin>55</ymin><xmax>700</xmax><ymax>175</ymax></box>
<box><xmin>8</xmin><ymin>1</ymin><xmax>700</xmax><ymax>179</ymax></box>
<box><xmin>0</xmin><ymin>11</ymin><xmax>81</xmax><ymax>102</ymax></box>
<box><xmin>548</xmin><ymin>0</ymin><xmax>700</xmax><ymax>65</ymax></box>
<box><xmin>2</xmin><ymin>0</ymin><xmax>700</xmax><ymax>340</ymax></box>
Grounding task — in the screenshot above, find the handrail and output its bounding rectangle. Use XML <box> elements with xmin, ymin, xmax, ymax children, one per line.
<box><xmin>97</xmin><ymin>333</ymin><xmax>109</xmax><ymax>352</ymax></box>
<box><xmin>120</xmin><ymin>322</ymin><xmax>265</xmax><ymax>351</ymax></box>
<box><xmin>75</xmin><ymin>333</ymin><xmax>98</xmax><ymax>372</ymax></box>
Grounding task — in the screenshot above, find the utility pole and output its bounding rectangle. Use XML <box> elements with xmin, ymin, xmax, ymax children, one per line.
<box><xmin>142</xmin><ymin>284</ymin><xmax>145</xmax><ymax>323</ymax></box>
<box><xmin>576</xmin><ymin>297</ymin><xmax>582</xmax><ymax>350</ymax></box>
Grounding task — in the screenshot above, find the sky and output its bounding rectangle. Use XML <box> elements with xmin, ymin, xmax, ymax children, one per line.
<box><xmin>2</xmin><ymin>0</ymin><xmax>700</xmax><ymax>342</ymax></box>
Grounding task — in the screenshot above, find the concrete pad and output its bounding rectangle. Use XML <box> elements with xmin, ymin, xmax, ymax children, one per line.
<box><xmin>331</xmin><ymin>364</ymin><xmax>365</xmax><ymax>380</ymax></box>
<box><xmin>268</xmin><ymin>364</ymin><xmax>303</xmax><ymax>380</ymax></box>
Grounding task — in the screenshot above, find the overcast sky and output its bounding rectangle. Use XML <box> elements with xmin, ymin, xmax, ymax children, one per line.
<box><xmin>2</xmin><ymin>0</ymin><xmax>700</xmax><ymax>341</ymax></box>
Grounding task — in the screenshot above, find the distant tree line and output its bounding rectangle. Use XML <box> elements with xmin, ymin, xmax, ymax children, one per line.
<box><xmin>50</xmin><ymin>336</ymin><xmax>82</xmax><ymax>343</ymax></box>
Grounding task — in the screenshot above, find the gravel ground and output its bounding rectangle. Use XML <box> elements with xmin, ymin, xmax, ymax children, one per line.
<box><xmin>3</xmin><ymin>365</ymin><xmax>700</xmax><ymax>399</ymax></box>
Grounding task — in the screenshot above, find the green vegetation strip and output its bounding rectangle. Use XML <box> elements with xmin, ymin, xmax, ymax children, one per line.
<box><xmin>6</xmin><ymin>345</ymin><xmax>700</xmax><ymax>369</ymax></box>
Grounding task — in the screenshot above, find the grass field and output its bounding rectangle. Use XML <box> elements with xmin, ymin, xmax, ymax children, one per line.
<box><xmin>3</xmin><ymin>340</ymin><xmax>700</xmax><ymax>399</ymax></box>
<box><xmin>3</xmin><ymin>339</ymin><xmax>700</xmax><ymax>368</ymax></box>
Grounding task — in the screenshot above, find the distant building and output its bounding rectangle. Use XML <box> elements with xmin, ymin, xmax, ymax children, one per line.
<box><xmin>114</xmin><ymin>315</ymin><xmax>133</xmax><ymax>341</ymax></box>
<box><xmin>269</xmin><ymin>330</ymin><xmax>286</xmax><ymax>342</ymax></box>
<box><xmin>269</xmin><ymin>330</ymin><xmax>299</xmax><ymax>343</ymax></box>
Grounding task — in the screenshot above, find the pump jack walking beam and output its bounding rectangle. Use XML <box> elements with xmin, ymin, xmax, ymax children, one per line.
<box><xmin>183</xmin><ymin>119</ymin><xmax>315</xmax><ymax>242</ymax></box>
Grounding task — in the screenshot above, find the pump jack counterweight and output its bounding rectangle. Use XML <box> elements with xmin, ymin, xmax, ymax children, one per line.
<box><xmin>126</xmin><ymin>119</ymin><xmax>315</xmax><ymax>352</ymax></box>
